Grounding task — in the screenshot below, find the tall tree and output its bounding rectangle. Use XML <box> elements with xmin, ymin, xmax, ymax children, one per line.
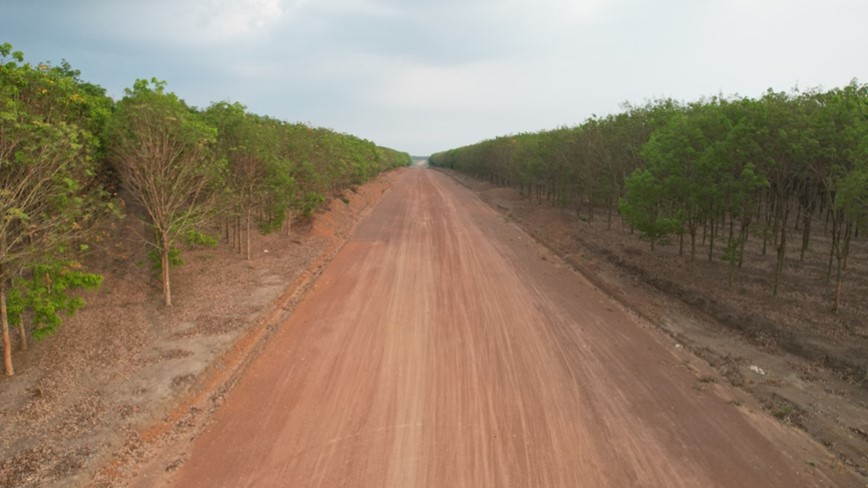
<box><xmin>205</xmin><ymin>102</ymin><xmax>295</xmax><ymax>258</ymax></box>
<box><xmin>107</xmin><ymin>79</ymin><xmax>224</xmax><ymax>306</ymax></box>
<box><xmin>819</xmin><ymin>82</ymin><xmax>868</xmax><ymax>311</ymax></box>
<box><xmin>0</xmin><ymin>44</ymin><xmax>109</xmax><ymax>375</ymax></box>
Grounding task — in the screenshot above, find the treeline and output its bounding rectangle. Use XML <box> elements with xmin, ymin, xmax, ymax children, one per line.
<box><xmin>0</xmin><ymin>44</ymin><xmax>410</xmax><ymax>375</ymax></box>
<box><xmin>430</xmin><ymin>81</ymin><xmax>867</xmax><ymax>312</ymax></box>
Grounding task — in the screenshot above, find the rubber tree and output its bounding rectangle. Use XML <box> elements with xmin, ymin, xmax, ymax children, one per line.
<box><xmin>0</xmin><ymin>44</ymin><xmax>109</xmax><ymax>375</ymax></box>
<box><xmin>107</xmin><ymin>78</ymin><xmax>224</xmax><ymax>307</ymax></box>
<box><xmin>831</xmin><ymin>160</ymin><xmax>866</xmax><ymax>311</ymax></box>
<box><xmin>619</xmin><ymin>168</ymin><xmax>681</xmax><ymax>250</ymax></box>
<box><xmin>205</xmin><ymin>102</ymin><xmax>294</xmax><ymax>259</ymax></box>
<box><xmin>817</xmin><ymin>82</ymin><xmax>868</xmax><ymax>311</ymax></box>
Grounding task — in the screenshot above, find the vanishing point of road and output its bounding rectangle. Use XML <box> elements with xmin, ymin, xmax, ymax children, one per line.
<box><xmin>166</xmin><ymin>168</ymin><xmax>860</xmax><ymax>487</ymax></box>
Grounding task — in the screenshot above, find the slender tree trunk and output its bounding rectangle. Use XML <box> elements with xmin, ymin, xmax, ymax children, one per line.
<box><xmin>708</xmin><ymin>216</ymin><xmax>716</xmax><ymax>262</ymax></box>
<box><xmin>246</xmin><ymin>208</ymin><xmax>252</xmax><ymax>261</ymax></box>
<box><xmin>161</xmin><ymin>233</ymin><xmax>172</xmax><ymax>307</ymax></box>
<box><xmin>235</xmin><ymin>215</ymin><xmax>242</xmax><ymax>253</ymax></box>
<box><xmin>772</xmin><ymin>203</ymin><xmax>781</xmax><ymax>247</ymax></box>
<box><xmin>832</xmin><ymin>222</ymin><xmax>852</xmax><ymax>312</ymax></box>
<box><xmin>827</xmin><ymin>213</ymin><xmax>839</xmax><ymax>282</ymax></box>
<box><xmin>794</xmin><ymin>204</ymin><xmax>802</xmax><ymax>231</ymax></box>
<box><xmin>738</xmin><ymin>217</ymin><xmax>750</xmax><ymax>269</ymax></box>
<box><xmin>1</xmin><ymin>273</ymin><xmax>14</xmax><ymax>376</ymax></box>
<box><xmin>17</xmin><ymin>318</ymin><xmax>27</xmax><ymax>352</ymax></box>
<box><xmin>800</xmin><ymin>206</ymin><xmax>813</xmax><ymax>263</ymax></box>
<box><xmin>728</xmin><ymin>217</ymin><xmax>734</xmax><ymax>248</ymax></box>
<box><xmin>773</xmin><ymin>208</ymin><xmax>789</xmax><ymax>297</ymax></box>
<box><xmin>690</xmin><ymin>227</ymin><xmax>697</xmax><ymax>262</ymax></box>
<box><xmin>762</xmin><ymin>198</ymin><xmax>774</xmax><ymax>256</ymax></box>
<box><xmin>728</xmin><ymin>240</ymin><xmax>738</xmax><ymax>288</ymax></box>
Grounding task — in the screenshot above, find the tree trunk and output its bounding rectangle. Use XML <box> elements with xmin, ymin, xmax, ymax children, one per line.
<box><xmin>708</xmin><ymin>216</ymin><xmax>716</xmax><ymax>262</ymax></box>
<box><xmin>1</xmin><ymin>273</ymin><xmax>14</xmax><ymax>375</ymax></box>
<box><xmin>773</xmin><ymin>210</ymin><xmax>788</xmax><ymax>297</ymax></box>
<box><xmin>832</xmin><ymin>222</ymin><xmax>852</xmax><ymax>312</ymax></box>
<box><xmin>827</xmin><ymin>213</ymin><xmax>839</xmax><ymax>282</ymax></box>
<box><xmin>764</xmin><ymin>193</ymin><xmax>776</xmax><ymax>255</ymax></box>
<box><xmin>246</xmin><ymin>208</ymin><xmax>252</xmax><ymax>261</ymax></box>
<box><xmin>687</xmin><ymin>223</ymin><xmax>696</xmax><ymax>262</ymax></box>
<box><xmin>800</xmin><ymin>205</ymin><xmax>813</xmax><ymax>263</ymax></box>
<box><xmin>17</xmin><ymin>319</ymin><xmax>27</xmax><ymax>352</ymax></box>
<box><xmin>728</xmin><ymin>217</ymin><xmax>734</xmax><ymax>249</ymax></box>
<box><xmin>794</xmin><ymin>204</ymin><xmax>801</xmax><ymax>231</ymax></box>
<box><xmin>161</xmin><ymin>234</ymin><xmax>172</xmax><ymax>307</ymax></box>
<box><xmin>728</xmin><ymin>251</ymin><xmax>737</xmax><ymax>288</ymax></box>
<box><xmin>235</xmin><ymin>215</ymin><xmax>242</xmax><ymax>253</ymax></box>
<box><xmin>738</xmin><ymin>218</ymin><xmax>750</xmax><ymax>269</ymax></box>
<box><xmin>772</xmin><ymin>204</ymin><xmax>781</xmax><ymax>247</ymax></box>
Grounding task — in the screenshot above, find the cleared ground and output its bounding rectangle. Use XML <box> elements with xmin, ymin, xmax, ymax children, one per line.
<box><xmin>165</xmin><ymin>168</ymin><xmax>861</xmax><ymax>487</ymax></box>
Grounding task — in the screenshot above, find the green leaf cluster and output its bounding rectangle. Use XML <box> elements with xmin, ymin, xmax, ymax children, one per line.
<box><xmin>7</xmin><ymin>262</ymin><xmax>102</xmax><ymax>340</ymax></box>
<box><xmin>1</xmin><ymin>43</ymin><xmax>114</xmax><ymax>374</ymax></box>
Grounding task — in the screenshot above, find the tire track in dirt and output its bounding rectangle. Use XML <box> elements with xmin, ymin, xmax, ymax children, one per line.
<box><xmin>158</xmin><ymin>168</ymin><xmax>862</xmax><ymax>487</ymax></box>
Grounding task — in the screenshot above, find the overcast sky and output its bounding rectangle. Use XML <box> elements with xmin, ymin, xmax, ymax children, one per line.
<box><xmin>3</xmin><ymin>0</ymin><xmax>866</xmax><ymax>155</ymax></box>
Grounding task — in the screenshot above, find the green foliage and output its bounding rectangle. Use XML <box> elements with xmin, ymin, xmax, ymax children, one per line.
<box><xmin>619</xmin><ymin>169</ymin><xmax>682</xmax><ymax>246</ymax></box>
<box><xmin>7</xmin><ymin>262</ymin><xmax>102</xmax><ymax>340</ymax></box>
<box><xmin>300</xmin><ymin>192</ymin><xmax>326</xmax><ymax>218</ymax></box>
<box><xmin>148</xmin><ymin>247</ymin><xmax>183</xmax><ymax>271</ymax></box>
<box><xmin>182</xmin><ymin>229</ymin><xmax>218</xmax><ymax>248</ymax></box>
<box><xmin>431</xmin><ymin>80</ymin><xmax>867</xmax><ymax>307</ymax></box>
<box><xmin>144</xmin><ymin>230</ymin><xmax>217</xmax><ymax>271</ymax></box>
<box><xmin>204</xmin><ymin>102</ymin><xmax>408</xmax><ymax>242</ymax></box>
<box><xmin>1</xmin><ymin>43</ymin><xmax>113</xmax><ymax>373</ymax></box>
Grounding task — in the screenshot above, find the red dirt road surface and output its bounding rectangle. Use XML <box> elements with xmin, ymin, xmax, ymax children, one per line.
<box><xmin>165</xmin><ymin>168</ymin><xmax>861</xmax><ymax>487</ymax></box>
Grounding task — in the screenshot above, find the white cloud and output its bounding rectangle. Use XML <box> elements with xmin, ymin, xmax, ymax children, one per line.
<box><xmin>299</xmin><ymin>0</ymin><xmax>405</xmax><ymax>18</ymax></box>
<box><xmin>195</xmin><ymin>0</ymin><xmax>286</xmax><ymax>38</ymax></box>
<box><xmin>510</xmin><ymin>0</ymin><xmax>606</xmax><ymax>22</ymax></box>
<box><xmin>88</xmin><ymin>0</ymin><xmax>290</xmax><ymax>45</ymax></box>
<box><xmin>374</xmin><ymin>61</ymin><xmax>517</xmax><ymax>111</ymax></box>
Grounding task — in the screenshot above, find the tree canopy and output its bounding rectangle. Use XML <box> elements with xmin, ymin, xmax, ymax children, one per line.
<box><xmin>0</xmin><ymin>43</ymin><xmax>411</xmax><ymax>374</ymax></box>
<box><xmin>430</xmin><ymin>81</ymin><xmax>867</xmax><ymax>310</ymax></box>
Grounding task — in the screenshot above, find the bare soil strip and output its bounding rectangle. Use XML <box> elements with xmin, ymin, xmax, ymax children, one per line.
<box><xmin>153</xmin><ymin>168</ymin><xmax>861</xmax><ymax>487</ymax></box>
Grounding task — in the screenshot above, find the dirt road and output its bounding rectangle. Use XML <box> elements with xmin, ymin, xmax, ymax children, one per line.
<box><xmin>164</xmin><ymin>168</ymin><xmax>861</xmax><ymax>487</ymax></box>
